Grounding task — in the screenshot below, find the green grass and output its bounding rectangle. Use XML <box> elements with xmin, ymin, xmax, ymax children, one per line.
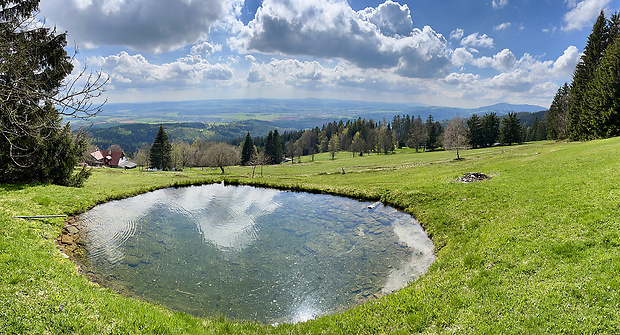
<box><xmin>2</xmin><ymin>139</ymin><xmax>620</xmax><ymax>333</ymax></box>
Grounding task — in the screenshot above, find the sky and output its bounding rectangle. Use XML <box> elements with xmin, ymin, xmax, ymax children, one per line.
<box><xmin>39</xmin><ymin>0</ymin><xmax>620</xmax><ymax>108</ymax></box>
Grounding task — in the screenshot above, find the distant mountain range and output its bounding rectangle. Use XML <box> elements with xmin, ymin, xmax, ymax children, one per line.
<box><xmin>81</xmin><ymin>98</ymin><xmax>547</xmax><ymax>131</ymax></box>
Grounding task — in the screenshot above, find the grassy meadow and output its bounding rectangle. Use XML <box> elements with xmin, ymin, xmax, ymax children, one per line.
<box><xmin>2</xmin><ymin>138</ymin><xmax>620</xmax><ymax>333</ymax></box>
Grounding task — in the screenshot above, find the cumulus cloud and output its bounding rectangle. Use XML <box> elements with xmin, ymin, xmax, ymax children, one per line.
<box><xmin>88</xmin><ymin>52</ymin><xmax>234</xmax><ymax>89</ymax></box>
<box><xmin>191</xmin><ymin>42</ymin><xmax>222</xmax><ymax>57</ymax></box>
<box><xmin>563</xmin><ymin>0</ymin><xmax>611</xmax><ymax>31</ymax></box>
<box><xmin>460</xmin><ymin>33</ymin><xmax>494</xmax><ymax>48</ymax></box>
<box><xmin>230</xmin><ymin>0</ymin><xmax>451</xmax><ymax>78</ymax></box>
<box><xmin>40</xmin><ymin>0</ymin><xmax>242</xmax><ymax>53</ymax></box>
<box><xmin>357</xmin><ymin>0</ymin><xmax>414</xmax><ymax>37</ymax></box>
<box><xmin>451</xmin><ymin>47</ymin><xmax>474</xmax><ymax>67</ymax></box>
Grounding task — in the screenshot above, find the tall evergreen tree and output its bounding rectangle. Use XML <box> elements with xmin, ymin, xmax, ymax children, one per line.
<box><xmin>149</xmin><ymin>125</ymin><xmax>172</xmax><ymax>170</ymax></box>
<box><xmin>500</xmin><ymin>113</ymin><xmax>522</xmax><ymax>145</ymax></box>
<box><xmin>0</xmin><ymin>0</ymin><xmax>104</xmax><ymax>185</ymax></box>
<box><xmin>240</xmin><ymin>132</ymin><xmax>255</xmax><ymax>166</ymax></box>
<box><xmin>586</xmin><ymin>37</ymin><xmax>620</xmax><ymax>138</ymax></box>
<box><xmin>467</xmin><ymin>114</ymin><xmax>484</xmax><ymax>148</ymax></box>
<box><xmin>482</xmin><ymin>113</ymin><xmax>501</xmax><ymax>147</ymax></box>
<box><xmin>272</xmin><ymin>129</ymin><xmax>282</xmax><ymax>164</ymax></box>
<box><xmin>425</xmin><ymin>115</ymin><xmax>441</xmax><ymax>151</ymax></box>
<box><xmin>547</xmin><ymin>83</ymin><xmax>571</xmax><ymax>140</ymax></box>
<box><xmin>569</xmin><ymin>10</ymin><xmax>609</xmax><ymax>140</ymax></box>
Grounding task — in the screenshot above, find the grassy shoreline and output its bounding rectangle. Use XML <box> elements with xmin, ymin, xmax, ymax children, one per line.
<box><xmin>2</xmin><ymin>139</ymin><xmax>620</xmax><ymax>333</ymax></box>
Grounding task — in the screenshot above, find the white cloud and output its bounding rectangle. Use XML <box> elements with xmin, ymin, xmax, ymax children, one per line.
<box><xmin>563</xmin><ymin>0</ymin><xmax>611</xmax><ymax>31</ymax></box>
<box><xmin>89</xmin><ymin>52</ymin><xmax>234</xmax><ymax>89</ymax></box>
<box><xmin>492</xmin><ymin>0</ymin><xmax>508</xmax><ymax>9</ymax></box>
<box><xmin>357</xmin><ymin>0</ymin><xmax>413</xmax><ymax>37</ymax></box>
<box><xmin>450</xmin><ymin>28</ymin><xmax>464</xmax><ymax>40</ymax></box>
<box><xmin>494</xmin><ymin>22</ymin><xmax>511</xmax><ymax>31</ymax></box>
<box><xmin>230</xmin><ymin>0</ymin><xmax>451</xmax><ymax>78</ymax></box>
<box><xmin>190</xmin><ymin>42</ymin><xmax>222</xmax><ymax>57</ymax></box>
<box><xmin>41</xmin><ymin>0</ymin><xmax>243</xmax><ymax>53</ymax></box>
<box><xmin>451</xmin><ymin>47</ymin><xmax>474</xmax><ymax>67</ymax></box>
<box><xmin>551</xmin><ymin>45</ymin><xmax>581</xmax><ymax>77</ymax></box>
<box><xmin>460</xmin><ymin>33</ymin><xmax>494</xmax><ymax>48</ymax></box>
<box><xmin>443</xmin><ymin>72</ymin><xmax>479</xmax><ymax>85</ymax></box>
<box><xmin>471</xmin><ymin>49</ymin><xmax>516</xmax><ymax>71</ymax></box>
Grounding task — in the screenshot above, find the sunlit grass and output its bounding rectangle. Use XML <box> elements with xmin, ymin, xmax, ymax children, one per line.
<box><xmin>2</xmin><ymin>139</ymin><xmax>620</xmax><ymax>333</ymax></box>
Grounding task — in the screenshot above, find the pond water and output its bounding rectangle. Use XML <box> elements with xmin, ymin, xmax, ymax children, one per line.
<box><xmin>72</xmin><ymin>183</ymin><xmax>434</xmax><ymax>324</ymax></box>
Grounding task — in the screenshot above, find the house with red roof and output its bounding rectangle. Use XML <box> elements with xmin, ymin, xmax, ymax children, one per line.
<box><xmin>90</xmin><ymin>150</ymin><xmax>137</xmax><ymax>169</ymax></box>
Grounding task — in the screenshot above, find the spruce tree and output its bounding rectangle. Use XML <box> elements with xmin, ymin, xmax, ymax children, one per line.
<box><xmin>482</xmin><ymin>113</ymin><xmax>501</xmax><ymax>147</ymax></box>
<box><xmin>425</xmin><ymin>115</ymin><xmax>441</xmax><ymax>151</ymax></box>
<box><xmin>500</xmin><ymin>113</ymin><xmax>522</xmax><ymax>145</ymax></box>
<box><xmin>586</xmin><ymin>37</ymin><xmax>620</xmax><ymax>138</ymax></box>
<box><xmin>547</xmin><ymin>83</ymin><xmax>571</xmax><ymax>140</ymax></box>
<box><xmin>0</xmin><ymin>0</ymin><xmax>103</xmax><ymax>185</ymax></box>
<box><xmin>466</xmin><ymin>114</ymin><xmax>484</xmax><ymax>148</ymax></box>
<box><xmin>149</xmin><ymin>125</ymin><xmax>172</xmax><ymax>170</ymax></box>
<box><xmin>569</xmin><ymin>11</ymin><xmax>609</xmax><ymax>140</ymax></box>
<box><xmin>240</xmin><ymin>132</ymin><xmax>255</xmax><ymax>166</ymax></box>
<box><xmin>272</xmin><ymin>129</ymin><xmax>282</xmax><ymax>164</ymax></box>
<box><xmin>264</xmin><ymin>131</ymin><xmax>274</xmax><ymax>164</ymax></box>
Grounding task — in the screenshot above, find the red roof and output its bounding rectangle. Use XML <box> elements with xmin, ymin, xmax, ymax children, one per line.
<box><xmin>91</xmin><ymin>150</ymin><xmax>125</xmax><ymax>166</ymax></box>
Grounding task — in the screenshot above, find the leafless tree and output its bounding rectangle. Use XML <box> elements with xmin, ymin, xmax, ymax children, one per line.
<box><xmin>443</xmin><ymin>117</ymin><xmax>469</xmax><ymax>160</ymax></box>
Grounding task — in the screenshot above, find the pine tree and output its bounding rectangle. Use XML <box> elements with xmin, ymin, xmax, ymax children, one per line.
<box><xmin>264</xmin><ymin>131</ymin><xmax>274</xmax><ymax>164</ymax></box>
<box><xmin>425</xmin><ymin>115</ymin><xmax>441</xmax><ymax>151</ymax></box>
<box><xmin>500</xmin><ymin>113</ymin><xmax>522</xmax><ymax>145</ymax></box>
<box><xmin>0</xmin><ymin>0</ymin><xmax>104</xmax><ymax>185</ymax></box>
<box><xmin>149</xmin><ymin>125</ymin><xmax>172</xmax><ymax>170</ymax></box>
<box><xmin>586</xmin><ymin>37</ymin><xmax>620</xmax><ymax>138</ymax></box>
<box><xmin>240</xmin><ymin>132</ymin><xmax>255</xmax><ymax>166</ymax></box>
<box><xmin>569</xmin><ymin>11</ymin><xmax>609</xmax><ymax>140</ymax></box>
<box><xmin>272</xmin><ymin>129</ymin><xmax>282</xmax><ymax>164</ymax></box>
<box><xmin>466</xmin><ymin>114</ymin><xmax>484</xmax><ymax>148</ymax></box>
<box><xmin>547</xmin><ymin>83</ymin><xmax>571</xmax><ymax>140</ymax></box>
<box><xmin>482</xmin><ymin>113</ymin><xmax>501</xmax><ymax>147</ymax></box>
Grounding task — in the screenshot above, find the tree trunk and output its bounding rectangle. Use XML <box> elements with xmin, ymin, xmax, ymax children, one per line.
<box><xmin>219</xmin><ymin>166</ymin><xmax>225</xmax><ymax>174</ymax></box>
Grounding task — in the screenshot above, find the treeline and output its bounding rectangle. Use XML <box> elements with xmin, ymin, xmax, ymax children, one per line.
<box><xmin>105</xmin><ymin>109</ymin><xmax>548</xmax><ymax>173</ymax></box>
<box><xmin>548</xmin><ymin>10</ymin><xmax>620</xmax><ymax>141</ymax></box>
<box><xmin>235</xmin><ymin>111</ymin><xmax>547</xmax><ymax>166</ymax></box>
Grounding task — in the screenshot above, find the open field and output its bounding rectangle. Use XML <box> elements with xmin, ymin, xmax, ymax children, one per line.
<box><xmin>2</xmin><ymin>139</ymin><xmax>620</xmax><ymax>333</ymax></box>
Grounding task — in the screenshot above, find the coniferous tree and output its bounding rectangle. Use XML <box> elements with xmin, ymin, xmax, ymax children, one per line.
<box><xmin>425</xmin><ymin>115</ymin><xmax>441</xmax><ymax>151</ymax></box>
<box><xmin>264</xmin><ymin>131</ymin><xmax>274</xmax><ymax>163</ymax></box>
<box><xmin>500</xmin><ymin>113</ymin><xmax>522</xmax><ymax>145</ymax></box>
<box><xmin>586</xmin><ymin>37</ymin><xmax>620</xmax><ymax>138</ymax></box>
<box><xmin>240</xmin><ymin>132</ymin><xmax>255</xmax><ymax>166</ymax></box>
<box><xmin>547</xmin><ymin>83</ymin><xmax>571</xmax><ymax>140</ymax></box>
<box><xmin>149</xmin><ymin>125</ymin><xmax>173</xmax><ymax>170</ymax></box>
<box><xmin>0</xmin><ymin>0</ymin><xmax>104</xmax><ymax>185</ymax></box>
<box><xmin>272</xmin><ymin>129</ymin><xmax>282</xmax><ymax>164</ymax></box>
<box><xmin>482</xmin><ymin>113</ymin><xmax>501</xmax><ymax>147</ymax></box>
<box><xmin>467</xmin><ymin>114</ymin><xmax>484</xmax><ymax>148</ymax></box>
<box><xmin>569</xmin><ymin>11</ymin><xmax>609</xmax><ymax>140</ymax></box>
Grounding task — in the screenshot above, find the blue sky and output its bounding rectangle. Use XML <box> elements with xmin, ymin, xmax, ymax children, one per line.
<box><xmin>40</xmin><ymin>0</ymin><xmax>620</xmax><ymax>108</ymax></box>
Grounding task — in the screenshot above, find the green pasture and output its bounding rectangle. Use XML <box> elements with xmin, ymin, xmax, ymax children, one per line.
<box><xmin>2</xmin><ymin>139</ymin><xmax>620</xmax><ymax>333</ymax></box>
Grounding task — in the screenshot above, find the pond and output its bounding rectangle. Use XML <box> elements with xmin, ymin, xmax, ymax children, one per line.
<box><xmin>64</xmin><ymin>183</ymin><xmax>434</xmax><ymax>324</ymax></box>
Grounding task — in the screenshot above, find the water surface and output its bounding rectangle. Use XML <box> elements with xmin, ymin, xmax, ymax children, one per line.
<box><xmin>74</xmin><ymin>184</ymin><xmax>434</xmax><ymax>323</ymax></box>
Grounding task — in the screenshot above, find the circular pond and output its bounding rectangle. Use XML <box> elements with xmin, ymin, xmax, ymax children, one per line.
<box><xmin>66</xmin><ymin>183</ymin><xmax>434</xmax><ymax>323</ymax></box>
